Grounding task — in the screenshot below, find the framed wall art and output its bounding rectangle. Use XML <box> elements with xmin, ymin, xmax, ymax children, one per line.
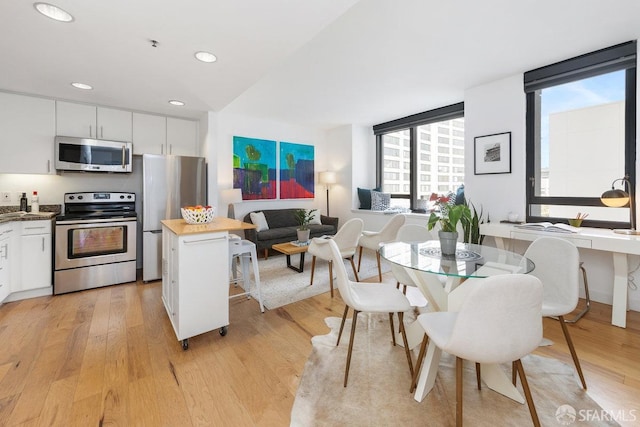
<box><xmin>232</xmin><ymin>136</ymin><xmax>277</xmax><ymax>200</ymax></box>
<box><xmin>279</xmin><ymin>142</ymin><xmax>315</xmax><ymax>199</ymax></box>
<box><xmin>474</xmin><ymin>131</ymin><xmax>512</xmax><ymax>175</ymax></box>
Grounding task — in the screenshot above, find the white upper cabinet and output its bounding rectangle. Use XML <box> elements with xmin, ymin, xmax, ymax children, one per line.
<box><xmin>56</xmin><ymin>101</ymin><xmax>132</xmax><ymax>142</ymax></box>
<box><xmin>132</xmin><ymin>112</ymin><xmax>166</xmax><ymax>155</ymax></box>
<box><xmin>0</xmin><ymin>92</ymin><xmax>56</xmax><ymax>174</ymax></box>
<box><xmin>167</xmin><ymin>117</ymin><xmax>199</xmax><ymax>156</ymax></box>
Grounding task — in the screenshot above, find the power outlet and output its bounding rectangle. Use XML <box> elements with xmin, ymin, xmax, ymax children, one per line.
<box><xmin>1</xmin><ymin>192</ymin><xmax>10</xmax><ymax>202</ymax></box>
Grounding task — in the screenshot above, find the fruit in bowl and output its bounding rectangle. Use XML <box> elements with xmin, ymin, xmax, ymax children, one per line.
<box><xmin>181</xmin><ymin>205</ymin><xmax>215</xmax><ymax>224</ymax></box>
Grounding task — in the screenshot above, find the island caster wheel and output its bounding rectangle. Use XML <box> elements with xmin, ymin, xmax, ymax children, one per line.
<box><xmin>219</xmin><ymin>326</ymin><xmax>228</xmax><ymax>336</ymax></box>
<box><xmin>182</xmin><ymin>339</ymin><xmax>189</xmax><ymax>350</ymax></box>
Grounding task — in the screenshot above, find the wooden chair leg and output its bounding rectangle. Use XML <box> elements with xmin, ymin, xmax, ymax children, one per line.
<box><xmin>512</xmin><ymin>361</ymin><xmax>517</xmax><ymax>386</ymax></box>
<box><xmin>309</xmin><ymin>256</ymin><xmax>316</xmax><ymax>286</ymax></box>
<box><xmin>350</xmin><ymin>256</ymin><xmax>360</xmax><ymax>282</ymax></box>
<box><xmin>388</xmin><ymin>313</ymin><xmax>396</xmax><ymax>346</ymax></box>
<box><xmin>558</xmin><ymin>315</ymin><xmax>587</xmax><ymax>389</ymax></box>
<box><xmin>398</xmin><ymin>312</ymin><xmax>414</xmax><ymax>377</ymax></box>
<box><xmin>344</xmin><ymin>309</ymin><xmax>359</xmax><ymax>387</ymax></box>
<box><xmin>396</xmin><ymin>281</ymin><xmax>400</xmax><ymax>289</ymax></box>
<box><xmin>329</xmin><ymin>260</ymin><xmax>334</xmax><ymax>298</ymax></box>
<box><xmin>357</xmin><ymin>246</ymin><xmax>363</xmax><ymax>272</ymax></box>
<box><xmin>410</xmin><ymin>334</ymin><xmax>428</xmax><ymax>393</ymax></box>
<box><xmin>402</xmin><ymin>285</ymin><xmax>407</xmax><ymax>295</ymax></box>
<box><xmin>514</xmin><ymin>359</ymin><xmax>541</xmax><ymax>427</ymax></box>
<box><xmin>337</xmin><ymin>305</ymin><xmax>349</xmax><ymax>346</ymax></box>
<box><xmin>456</xmin><ymin>357</ymin><xmax>463</xmax><ymax>427</ymax></box>
<box><xmin>475</xmin><ymin>363</ymin><xmax>481</xmax><ymax>390</ymax></box>
<box><xmin>264</xmin><ymin>248</ymin><xmax>268</xmax><ymax>259</ymax></box>
<box><xmin>376</xmin><ymin>251</ymin><xmax>382</xmax><ymax>282</ymax></box>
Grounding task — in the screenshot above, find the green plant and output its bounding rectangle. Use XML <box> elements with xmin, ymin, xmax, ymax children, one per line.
<box><xmin>427</xmin><ymin>195</ymin><xmax>470</xmax><ymax>233</ymax></box>
<box><xmin>462</xmin><ymin>201</ymin><xmax>489</xmax><ymax>244</ymax></box>
<box><xmin>294</xmin><ymin>208</ymin><xmax>317</xmax><ymax>230</ymax></box>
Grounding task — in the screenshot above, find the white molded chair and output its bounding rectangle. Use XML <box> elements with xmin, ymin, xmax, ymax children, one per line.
<box><xmin>357</xmin><ymin>214</ymin><xmax>406</xmax><ymax>282</ymax></box>
<box><xmin>308</xmin><ymin>218</ymin><xmax>364</xmax><ymax>297</ymax></box>
<box><xmin>327</xmin><ymin>239</ymin><xmax>414</xmax><ymax>387</ymax></box>
<box><xmin>413</xmin><ymin>274</ymin><xmax>544</xmax><ymax>427</ymax></box>
<box><xmin>523</xmin><ymin>237</ymin><xmax>587</xmax><ymax>389</ymax></box>
<box><xmin>229</xmin><ymin>234</ymin><xmax>264</xmax><ymax>313</ymax></box>
<box><xmin>391</xmin><ymin>224</ymin><xmax>434</xmax><ymax>294</ymax></box>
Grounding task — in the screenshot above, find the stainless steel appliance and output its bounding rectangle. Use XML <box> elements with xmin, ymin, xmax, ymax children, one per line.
<box><xmin>55</xmin><ymin>136</ymin><xmax>132</xmax><ymax>173</ymax></box>
<box><xmin>142</xmin><ymin>154</ymin><xmax>207</xmax><ymax>282</ymax></box>
<box><xmin>54</xmin><ymin>192</ymin><xmax>137</xmax><ymax>294</ymax></box>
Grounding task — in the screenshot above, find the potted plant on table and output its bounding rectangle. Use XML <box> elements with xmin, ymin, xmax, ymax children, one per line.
<box><xmin>427</xmin><ymin>195</ymin><xmax>471</xmax><ymax>256</ymax></box>
<box><xmin>294</xmin><ymin>208</ymin><xmax>317</xmax><ymax>243</ymax></box>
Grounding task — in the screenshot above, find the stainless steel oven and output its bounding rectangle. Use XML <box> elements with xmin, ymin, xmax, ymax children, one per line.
<box><xmin>54</xmin><ymin>192</ymin><xmax>137</xmax><ymax>295</ymax></box>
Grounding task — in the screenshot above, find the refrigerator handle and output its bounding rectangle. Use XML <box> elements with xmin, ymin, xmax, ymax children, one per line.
<box><xmin>150</xmin><ymin>230</ymin><xmax>162</xmax><ymax>234</ymax></box>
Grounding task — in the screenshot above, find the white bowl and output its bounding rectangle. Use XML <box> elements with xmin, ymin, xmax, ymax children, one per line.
<box><xmin>181</xmin><ymin>207</ymin><xmax>215</xmax><ymax>224</ymax></box>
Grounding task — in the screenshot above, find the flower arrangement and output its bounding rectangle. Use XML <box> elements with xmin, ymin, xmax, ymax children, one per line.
<box><xmin>427</xmin><ymin>194</ymin><xmax>471</xmax><ymax>233</ymax></box>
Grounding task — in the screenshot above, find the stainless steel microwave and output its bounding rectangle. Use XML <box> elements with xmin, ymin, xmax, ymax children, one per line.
<box><xmin>55</xmin><ymin>136</ymin><xmax>132</xmax><ymax>173</ymax></box>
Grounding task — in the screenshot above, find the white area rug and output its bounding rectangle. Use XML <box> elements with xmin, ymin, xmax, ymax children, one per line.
<box><xmin>246</xmin><ymin>251</ymin><xmax>391</xmax><ymax>310</ymax></box>
<box><xmin>290</xmin><ymin>314</ymin><xmax>619</xmax><ymax>427</ymax></box>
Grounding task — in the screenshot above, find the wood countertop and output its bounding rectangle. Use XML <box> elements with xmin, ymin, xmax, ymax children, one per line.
<box><xmin>161</xmin><ymin>217</ymin><xmax>256</xmax><ymax>236</ymax></box>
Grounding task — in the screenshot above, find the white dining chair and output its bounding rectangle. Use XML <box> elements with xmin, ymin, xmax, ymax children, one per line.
<box><xmin>392</xmin><ymin>224</ymin><xmax>434</xmax><ymax>294</ymax></box>
<box><xmin>308</xmin><ymin>218</ymin><xmax>364</xmax><ymax>297</ymax></box>
<box><xmin>523</xmin><ymin>236</ymin><xmax>587</xmax><ymax>389</ymax></box>
<box><xmin>357</xmin><ymin>213</ymin><xmax>406</xmax><ymax>282</ymax></box>
<box><xmin>327</xmin><ymin>239</ymin><xmax>414</xmax><ymax>387</ymax></box>
<box><xmin>228</xmin><ymin>234</ymin><xmax>265</xmax><ymax>313</ymax></box>
<box><xmin>413</xmin><ymin>274</ymin><xmax>543</xmax><ymax>427</ymax></box>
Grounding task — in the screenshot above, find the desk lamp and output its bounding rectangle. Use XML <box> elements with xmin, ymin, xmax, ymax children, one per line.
<box><xmin>600</xmin><ymin>176</ymin><xmax>640</xmax><ymax>235</ymax></box>
<box><xmin>318</xmin><ymin>171</ymin><xmax>337</xmax><ymax>216</ymax></box>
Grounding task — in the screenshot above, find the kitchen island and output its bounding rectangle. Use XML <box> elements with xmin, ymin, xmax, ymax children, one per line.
<box><xmin>161</xmin><ymin>217</ymin><xmax>256</xmax><ymax>349</ymax></box>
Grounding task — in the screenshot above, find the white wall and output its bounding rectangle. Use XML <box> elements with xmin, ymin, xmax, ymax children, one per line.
<box><xmin>209</xmin><ymin>112</ymin><xmax>327</xmax><ymax>221</ymax></box>
<box><xmin>464</xmin><ymin>74</ymin><xmax>640</xmax><ymax>312</ymax></box>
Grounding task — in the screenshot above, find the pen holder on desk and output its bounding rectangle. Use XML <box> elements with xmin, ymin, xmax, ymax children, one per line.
<box><xmin>568</xmin><ymin>219</ymin><xmax>583</xmax><ymax>227</ymax></box>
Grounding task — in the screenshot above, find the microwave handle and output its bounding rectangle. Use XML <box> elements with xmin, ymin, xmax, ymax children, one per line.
<box><xmin>122</xmin><ymin>146</ymin><xmax>126</xmax><ymax>169</ymax></box>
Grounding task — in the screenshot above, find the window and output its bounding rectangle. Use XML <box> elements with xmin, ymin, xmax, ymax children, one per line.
<box><xmin>525</xmin><ymin>41</ymin><xmax>636</xmax><ymax>227</ymax></box>
<box><xmin>374</xmin><ymin>103</ymin><xmax>464</xmax><ymax>210</ymax></box>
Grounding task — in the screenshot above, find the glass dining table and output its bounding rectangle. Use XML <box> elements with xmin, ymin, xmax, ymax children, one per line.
<box><xmin>380</xmin><ymin>240</ymin><xmax>535</xmax><ymax>403</ymax></box>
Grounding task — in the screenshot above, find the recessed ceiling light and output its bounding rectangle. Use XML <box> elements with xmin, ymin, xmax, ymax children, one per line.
<box><xmin>168</xmin><ymin>100</ymin><xmax>185</xmax><ymax>106</ymax></box>
<box><xmin>34</xmin><ymin>2</ymin><xmax>74</xmax><ymax>22</ymax></box>
<box><xmin>71</xmin><ymin>82</ymin><xmax>92</xmax><ymax>90</ymax></box>
<box><xmin>195</xmin><ymin>51</ymin><xmax>217</xmax><ymax>63</ymax></box>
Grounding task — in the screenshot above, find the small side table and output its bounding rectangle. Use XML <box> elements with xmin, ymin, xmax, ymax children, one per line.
<box><xmin>271</xmin><ymin>241</ymin><xmax>309</xmax><ymax>273</ymax></box>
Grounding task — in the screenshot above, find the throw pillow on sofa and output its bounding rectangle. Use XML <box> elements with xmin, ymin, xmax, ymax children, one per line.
<box><xmin>250</xmin><ymin>211</ymin><xmax>269</xmax><ymax>231</ymax></box>
<box><xmin>309</xmin><ymin>210</ymin><xmax>322</xmax><ymax>225</ymax></box>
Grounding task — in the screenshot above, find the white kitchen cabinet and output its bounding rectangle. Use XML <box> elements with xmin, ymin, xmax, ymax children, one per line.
<box><xmin>0</xmin><ymin>92</ymin><xmax>56</xmax><ymax>174</ymax></box>
<box><xmin>167</xmin><ymin>117</ymin><xmax>199</xmax><ymax>156</ymax></box>
<box><xmin>17</xmin><ymin>220</ymin><xmax>52</xmax><ymax>292</ymax></box>
<box><xmin>162</xmin><ymin>223</ymin><xmax>229</xmax><ymax>350</ymax></box>
<box><xmin>56</xmin><ymin>101</ymin><xmax>132</xmax><ymax>142</ymax></box>
<box><xmin>133</xmin><ymin>112</ymin><xmax>166</xmax><ymax>155</ymax></box>
<box><xmin>0</xmin><ymin>224</ymin><xmax>13</xmax><ymax>302</ymax></box>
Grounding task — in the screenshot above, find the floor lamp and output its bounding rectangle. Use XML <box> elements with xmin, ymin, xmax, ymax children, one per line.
<box><xmin>221</xmin><ymin>188</ymin><xmax>243</xmax><ymax>219</ymax></box>
<box><xmin>318</xmin><ymin>171</ymin><xmax>337</xmax><ymax>216</ymax></box>
<box><xmin>600</xmin><ymin>175</ymin><xmax>640</xmax><ymax>235</ymax></box>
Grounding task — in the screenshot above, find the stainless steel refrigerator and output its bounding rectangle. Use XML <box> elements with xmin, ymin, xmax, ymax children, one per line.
<box><xmin>142</xmin><ymin>154</ymin><xmax>207</xmax><ymax>281</ymax></box>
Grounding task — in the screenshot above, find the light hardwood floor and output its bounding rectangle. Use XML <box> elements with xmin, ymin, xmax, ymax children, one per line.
<box><xmin>0</xmin><ymin>273</ymin><xmax>638</xmax><ymax>426</ymax></box>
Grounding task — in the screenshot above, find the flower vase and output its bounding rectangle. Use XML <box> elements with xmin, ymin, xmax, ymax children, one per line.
<box><xmin>438</xmin><ymin>230</ymin><xmax>458</xmax><ymax>256</ymax></box>
<box><xmin>297</xmin><ymin>229</ymin><xmax>310</xmax><ymax>243</ymax></box>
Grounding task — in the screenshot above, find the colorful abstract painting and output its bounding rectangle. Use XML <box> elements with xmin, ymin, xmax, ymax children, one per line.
<box><xmin>233</xmin><ymin>136</ymin><xmax>277</xmax><ymax>200</ymax></box>
<box><xmin>279</xmin><ymin>142</ymin><xmax>315</xmax><ymax>199</ymax></box>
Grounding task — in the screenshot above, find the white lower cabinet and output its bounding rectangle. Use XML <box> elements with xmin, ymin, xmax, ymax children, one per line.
<box><xmin>18</xmin><ymin>221</ymin><xmax>52</xmax><ymax>292</ymax></box>
<box><xmin>162</xmin><ymin>226</ymin><xmax>229</xmax><ymax>349</ymax></box>
<box><xmin>0</xmin><ymin>224</ymin><xmax>13</xmax><ymax>302</ymax></box>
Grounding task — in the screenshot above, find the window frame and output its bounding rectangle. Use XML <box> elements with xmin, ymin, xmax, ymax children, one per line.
<box><xmin>524</xmin><ymin>41</ymin><xmax>637</xmax><ymax>228</ymax></box>
<box><xmin>373</xmin><ymin>103</ymin><xmax>464</xmax><ymax>211</ymax></box>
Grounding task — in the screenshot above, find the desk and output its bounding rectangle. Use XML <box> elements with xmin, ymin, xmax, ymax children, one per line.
<box><xmin>380</xmin><ymin>241</ymin><xmax>534</xmax><ymax>403</ymax></box>
<box><xmin>481</xmin><ymin>223</ymin><xmax>639</xmax><ymax>328</ymax></box>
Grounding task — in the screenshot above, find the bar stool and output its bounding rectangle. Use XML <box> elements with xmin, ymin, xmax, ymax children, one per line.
<box><xmin>229</xmin><ymin>234</ymin><xmax>264</xmax><ymax>313</ymax></box>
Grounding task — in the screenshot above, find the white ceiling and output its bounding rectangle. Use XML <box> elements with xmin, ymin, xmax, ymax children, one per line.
<box><xmin>1</xmin><ymin>0</ymin><xmax>639</xmax><ymax>130</ymax></box>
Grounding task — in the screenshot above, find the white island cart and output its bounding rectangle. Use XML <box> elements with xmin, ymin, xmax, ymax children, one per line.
<box><xmin>161</xmin><ymin>217</ymin><xmax>256</xmax><ymax>350</ymax></box>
